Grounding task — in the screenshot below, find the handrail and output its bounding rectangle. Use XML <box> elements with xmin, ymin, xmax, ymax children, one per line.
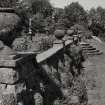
<box><xmin>36</xmin><ymin>39</ymin><xmax>73</xmax><ymax>63</ymax></box>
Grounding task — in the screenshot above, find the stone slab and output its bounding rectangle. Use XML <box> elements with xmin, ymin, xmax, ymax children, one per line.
<box><xmin>0</xmin><ymin>54</ymin><xmax>16</xmax><ymax>60</ymax></box>
<box><xmin>0</xmin><ymin>93</ymin><xmax>16</xmax><ymax>105</ymax></box>
<box><xmin>0</xmin><ymin>68</ymin><xmax>19</xmax><ymax>84</ymax></box>
<box><xmin>0</xmin><ymin>59</ymin><xmax>17</xmax><ymax>67</ymax></box>
<box><xmin>0</xmin><ymin>55</ymin><xmax>31</xmax><ymax>67</ymax></box>
<box><xmin>0</xmin><ymin>83</ymin><xmax>26</xmax><ymax>105</ymax></box>
<box><xmin>36</xmin><ymin>40</ymin><xmax>72</xmax><ymax>63</ymax></box>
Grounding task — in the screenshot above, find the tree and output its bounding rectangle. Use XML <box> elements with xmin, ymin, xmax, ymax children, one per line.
<box><xmin>97</xmin><ymin>7</ymin><xmax>105</xmax><ymax>24</ymax></box>
<box><xmin>89</xmin><ymin>8</ymin><xmax>96</xmax><ymax>17</ymax></box>
<box><xmin>31</xmin><ymin>13</ymin><xmax>46</xmax><ymax>32</ymax></box>
<box><xmin>89</xmin><ymin>7</ymin><xmax>105</xmax><ymax>25</ymax></box>
<box><xmin>15</xmin><ymin>1</ymin><xmax>30</xmax><ymax>30</ymax></box>
<box><xmin>0</xmin><ymin>0</ymin><xmax>16</xmax><ymax>7</ymax></box>
<box><xmin>31</xmin><ymin>0</ymin><xmax>53</xmax><ymax>18</ymax></box>
<box><xmin>88</xmin><ymin>7</ymin><xmax>105</xmax><ymax>37</ymax></box>
<box><xmin>53</xmin><ymin>8</ymin><xmax>64</xmax><ymax>22</ymax></box>
<box><xmin>64</xmin><ymin>2</ymin><xmax>87</xmax><ymax>25</ymax></box>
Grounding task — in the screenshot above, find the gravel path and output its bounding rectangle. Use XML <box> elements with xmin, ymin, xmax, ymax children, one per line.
<box><xmin>84</xmin><ymin>52</ymin><xmax>105</xmax><ymax>105</ymax></box>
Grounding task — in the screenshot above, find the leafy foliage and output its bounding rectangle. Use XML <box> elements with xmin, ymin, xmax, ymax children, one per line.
<box><xmin>31</xmin><ymin>13</ymin><xmax>46</xmax><ymax>32</ymax></box>
<box><xmin>64</xmin><ymin>2</ymin><xmax>87</xmax><ymax>25</ymax></box>
<box><xmin>53</xmin><ymin>8</ymin><xmax>64</xmax><ymax>22</ymax></box>
<box><xmin>15</xmin><ymin>0</ymin><xmax>53</xmax><ymax>33</ymax></box>
<box><xmin>88</xmin><ymin>7</ymin><xmax>105</xmax><ymax>37</ymax></box>
<box><xmin>31</xmin><ymin>0</ymin><xmax>53</xmax><ymax>18</ymax></box>
<box><xmin>0</xmin><ymin>0</ymin><xmax>16</xmax><ymax>7</ymax></box>
<box><xmin>15</xmin><ymin>1</ymin><xmax>30</xmax><ymax>29</ymax></box>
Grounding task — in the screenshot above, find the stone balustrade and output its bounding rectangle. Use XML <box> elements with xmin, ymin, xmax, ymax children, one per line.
<box><xmin>0</xmin><ymin>37</ymin><xmax>86</xmax><ymax>105</ymax></box>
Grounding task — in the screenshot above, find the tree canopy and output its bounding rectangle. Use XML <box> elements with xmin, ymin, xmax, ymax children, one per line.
<box><xmin>29</xmin><ymin>0</ymin><xmax>53</xmax><ymax>17</ymax></box>
<box><xmin>0</xmin><ymin>0</ymin><xmax>16</xmax><ymax>7</ymax></box>
<box><xmin>64</xmin><ymin>2</ymin><xmax>87</xmax><ymax>25</ymax></box>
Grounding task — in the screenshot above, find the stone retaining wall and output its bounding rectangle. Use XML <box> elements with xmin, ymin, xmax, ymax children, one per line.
<box><xmin>0</xmin><ymin>39</ymin><xmax>87</xmax><ymax>105</ymax></box>
<box><xmin>0</xmin><ymin>53</ymin><xmax>37</xmax><ymax>105</ymax></box>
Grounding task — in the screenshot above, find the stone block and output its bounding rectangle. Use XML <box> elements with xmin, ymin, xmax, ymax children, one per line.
<box><xmin>0</xmin><ymin>93</ymin><xmax>17</xmax><ymax>105</ymax></box>
<box><xmin>0</xmin><ymin>60</ymin><xmax>16</xmax><ymax>67</ymax></box>
<box><xmin>0</xmin><ymin>88</ymin><xmax>16</xmax><ymax>105</ymax></box>
<box><xmin>0</xmin><ymin>82</ymin><xmax>26</xmax><ymax>105</ymax></box>
<box><xmin>0</xmin><ymin>54</ymin><xmax>16</xmax><ymax>60</ymax></box>
<box><xmin>0</xmin><ymin>68</ymin><xmax>19</xmax><ymax>84</ymax></box>
<box><xmin>0</xmin><ymin>83</ymin><xmax>26</xmax><ymax>94</ymax></box>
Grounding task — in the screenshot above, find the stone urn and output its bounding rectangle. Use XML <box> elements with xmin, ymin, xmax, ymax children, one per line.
<box><xmin>54</xmin><ymin>29</ymin><xmax>65</xmax><ymax>40</ymax></box>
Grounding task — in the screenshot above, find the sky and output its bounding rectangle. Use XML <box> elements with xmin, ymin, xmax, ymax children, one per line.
<box><xmin>50</xmin><ymin>0</ymin><xmax>105</xmax><ymax>10</ymax></box>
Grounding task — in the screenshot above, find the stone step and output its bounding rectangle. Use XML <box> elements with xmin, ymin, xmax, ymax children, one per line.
<box><xmin>81</xmin><ymin>45</ymin><xmax>92</xmax><ymax>48</ymax></box>
<box><xmin>80</xmin><ymin>42</ymin><xmax>103</xmax><ymax>56</ymax></box>
<box><xmin>81</xmin><ymin>46</ymin><xmax>92</xmax><ymax>49</ymax></box>
<box><xmin>81</xmin><ymin>45</ymin><xmax>93</xmax><ymax>48</ymax></box>
<box><xmin>80</xmin><ymin>43</ymin><xmax>90</xmax><ymax>46</ymax></box>
<box><xmin>83</xmin><ymin>50</ymin><xmax>100</xmax><ymax>53</ymax></box>
<box><xmin>80</xmin><ymin>45</ymin><xmax>93</xmax><ymax>47</ymax></box>
<box><xmin>87</xmin><ymin>52</ymin><xmax>103</xmax><ymax>55</ymax></box>
<box><xmin>82</xmin><ymin>47</ymin><xmax>96</xmax><ymax>51</ymax></box>
<box><xmin>81</xmin><ymin>46</ymin><xmax>95</xmax><ymax>50</ymax></box>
